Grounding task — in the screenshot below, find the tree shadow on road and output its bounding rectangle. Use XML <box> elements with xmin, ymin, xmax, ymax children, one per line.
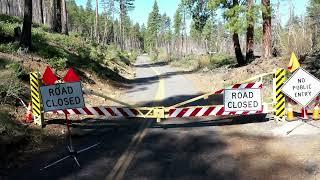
<box><xmin>153</xmin><ymin>114</ymin><xmax>269</xmax><ymax>129</ymax></box>
<box><xmin>123</xmin><ymin>126</ymin><xmax>309</xmax><ymax>180</ymax></box>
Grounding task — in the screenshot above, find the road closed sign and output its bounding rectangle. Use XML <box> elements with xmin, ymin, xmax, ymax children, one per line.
<box><xmin>224</xmin><ymin>88</ymin><xmax>262</xmax><ymax>112</ymax></box>
<box><xmin>281</xmin><ymin>68</ymin><xmax>320</xmax><ymax>107</ymax></box>
<box><xmin>40</xmin><ymin>82</ymin><xmax>85</xmax><ymax>112</ymax></box>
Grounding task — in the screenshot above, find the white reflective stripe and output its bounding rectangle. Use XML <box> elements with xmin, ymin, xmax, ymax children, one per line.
<box><xmin>239</xmin><ymin>83</ymin><xmax>248</xmax><ymax>88</ymax></box>
<box><xmin>111</xmin><ymin>107</ymin><xmax>124</xmax><ymax>116</ymax></box>
<box><xmin>252</xmin><ymin>82</ymin><xmax>262</xmax><ymax>88</ymax></box>
<box><xmin>123</xmin><ymin>108</ymin><xmax>135</xmax><ymax>117</ymax></box>
<box><xmin>183</xmin><ymin>108</ymin><xmax>194</xmax><ymax>117</ymax></box>
<box><xmin>68</xmin><ymin>109</ymin><xmax>76</xmax><ymax>115</ymax></box>
<box><xmin>57</xmin><ymin>110</ymin><xmax>64</xmax><ymax>114</ymax></box>
<box><xmin>170</xmin><ymin>109</ymin><xmax>182</xmax><ymax>117</ymax></box>
<box><xmin>196</xmin><ymin>107</ymin><xmax>208</xmax><ymax>117</ymax></box>
<box><xmin>100</xmin><ymin>107</ymin><xmax>113</xmax><ymax>116</ymax></box>
<box><xmin>209</xmin><ymin>106</ymin><xmax>223</xmax><ymax>116</ymax></box>
<box><xmin>77</xmin><ymin>108</ymin><xmax>86</xmax><ymax>115</ymax></box>
<box><xmin>85</xmin><ymin>107</ymin><xmax>98</xmax><ymax>116</ymax></box>
<box><xmin>222</xmin><ymin>111</ymin><xmax>230</xmax><ymax>116</ymax></box>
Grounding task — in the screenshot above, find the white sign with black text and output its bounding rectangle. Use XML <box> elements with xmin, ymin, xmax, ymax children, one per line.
<box><xmin>281</xmin><ymin>68</ymin><xmax>320</xmax><ymax>107</ymax></box>
<box><xmin>40</xmin><ymin>82</ymin><xmax>85</xmax><ymax>112</ymax></box>
<box><xmin>224</xmin><ymin>88</ymin><xmax>262</xmax><ymax>112</ymax></box>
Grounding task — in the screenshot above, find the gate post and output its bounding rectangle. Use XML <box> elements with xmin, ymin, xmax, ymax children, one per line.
<box><xmin>30</xmin><ymin>72</ymin><xmax>44</xmax><ymax>127</ymax></box>
<box><xmin>273</xmin><ymin>68</ymin><xmax>286</xmax><ymax>121</ymax></box>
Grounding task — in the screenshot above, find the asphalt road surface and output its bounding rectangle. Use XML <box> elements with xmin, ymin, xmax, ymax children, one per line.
<box><xmin>9</xmin><ymin>56</ymin><xmax>320</xmax><ymax>180</ymax></box>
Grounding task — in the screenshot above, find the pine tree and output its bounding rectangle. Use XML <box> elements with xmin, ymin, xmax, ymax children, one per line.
<box><xmin>307</xmin><ymin>0</ymin><xmax>320</xmax><ymax>49</ymax></box>
<box><xmin>146</xmin><ymin>0</ymin><xmax>161</xmax><ymax>51</ymax></box>
<box><xmin>209</xmin><ymin>0</ymin><xmax>246</xmax><ymax>65</ymax></box>
<box><xmin>117</xmin><ymin>0</ymin><xmax>135</xmax><ymax>50</ymax></box>
<box><xmin>173</xmin><ymin>6</ymin><xmax>182</xmax><ymax>55</ymax></box>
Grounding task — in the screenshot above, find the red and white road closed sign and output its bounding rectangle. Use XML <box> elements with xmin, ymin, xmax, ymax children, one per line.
<box><xmin>224</xmin><ymin>88</ymin><xmax>262</xmax><ymax>112</ymax></box>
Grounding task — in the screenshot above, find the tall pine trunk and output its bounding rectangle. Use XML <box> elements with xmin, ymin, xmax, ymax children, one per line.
<box><xmin>61</xmin><ymin>0</ymin><xmax>68</xmax><ymax>35</ymax></box>
<box><xmin>233</xmin><ymin>32</ymin><xmax>245</xmax><ymax>65</ymax></box>
<box><xmin>232</xmin><ymin>0</ymin><xmax>245</xmax><ymax>65</ymax></box>
<box><xmin>246</xmin><ymin>0</ymin><xmax>254</xmax><ymax>61</ymax></box>
<box><xmin>20</xmin><ymin>0</ymin><xmax>32</xmax><ymax>49</ymax></box>
<box><xmin>39</xmin><ymin>0</ymin><xmax>44</xmax><ymax>24</ymax></box>
<box><xmin>53</xmin><ymin>0</ymin><xmax>62</xmax><ymax>33</ymax></box>
<box><xmin>262</xmin><ymin>0</ymin><xmax>272</xmax><ymax>58</ymax></box>
<box><xmin>119</xmin><ymin>0</ymin><xmax>125</xmax><ymax>50</ymax></box>
<box><xmin>95</xmin><ymin>0</ymin><xmax>99</xmax><ymax>43</ymax></box>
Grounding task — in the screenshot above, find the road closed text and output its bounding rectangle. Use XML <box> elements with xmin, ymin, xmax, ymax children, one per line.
<box><xmin>224</xmin><ymin>88</ymin><xmax>262</xmax><ymax>112</ymax></box>
<box><xmin>40</xmin><ymin>82</ymin><xmax>85</xmax><ymax>112</ymax></box>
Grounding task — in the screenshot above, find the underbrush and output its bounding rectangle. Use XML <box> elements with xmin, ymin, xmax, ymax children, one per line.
<box><xmin>170</xmin><ymin>53</ymin><xmax>236</xmax><ymax>70</ymax></box>
<box><xmin>0</xmin><ymin>59</ymin><xmax>29</xmax><ymax>105</ymax></box>
<box><xmin>0</xmin><ymin>15</ymin><xmax>137</xmax><ymax>77</ymax></box>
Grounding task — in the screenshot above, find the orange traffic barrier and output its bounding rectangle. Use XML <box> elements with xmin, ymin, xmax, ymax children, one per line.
<box><xmin>25</xmin><ymin>102</ymin><xmax>33</xmax><ymax>123</ymax></box>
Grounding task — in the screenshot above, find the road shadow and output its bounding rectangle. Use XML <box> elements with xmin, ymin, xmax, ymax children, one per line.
<box><xmin>8</xmin><ymin>118</ymin><xmax>146</xmax><ymax>180</ymax></box>
<box><xmin>131</xmin><ymin>93</ymin><xmax>223</xmax><ymax>107</ymax></box>
<box><xmin>153</xmin><ymin>114</ymin><xmax>268</xmax><ymax>129</ymax></box>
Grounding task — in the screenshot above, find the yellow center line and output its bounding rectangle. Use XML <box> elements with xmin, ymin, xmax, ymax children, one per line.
<box><xmin>151</xmin><ymin>66</ymin><xmax>165</xmax><ymax>102</ymax></box>
<box><xmin>106</xmin><ymin>62</ymin><xmax>165</xmax><ymax>180</ymax></box>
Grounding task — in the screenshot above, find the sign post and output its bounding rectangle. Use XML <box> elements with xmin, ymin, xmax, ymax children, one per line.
<box><xmin>39</xmin><ymin>81</ymin><xmax>100</xmax><ymax>170</ymax></box>
<box><xmin>224</xmin><ymin>88</ymin><xmax>262</xmax><ymax>112</ymax></box>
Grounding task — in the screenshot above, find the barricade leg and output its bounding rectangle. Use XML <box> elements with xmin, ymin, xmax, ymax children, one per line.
<box><xmin>273</xmin><ymin>68</ymin><xmax>286</xmax><ymax>122</ymax></box>
<box><xmin>30</xmin><ymin>72</ymin><xmax>44</xmax><ymax>127</ymax></box>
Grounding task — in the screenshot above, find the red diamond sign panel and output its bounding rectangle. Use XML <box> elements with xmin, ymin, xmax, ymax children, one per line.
<box><xmin>281</xmin><ymin>68</ymin><xmax>320</xmax><ymax>107</ymax></box>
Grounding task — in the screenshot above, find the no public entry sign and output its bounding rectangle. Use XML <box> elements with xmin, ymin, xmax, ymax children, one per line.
<box><xmin>224</xmin><ymin>88</ymin><xmax>262</xmax><ymax>112</ymax></box>
<box><xmin>40</xmin><ymin>82</ymin><xmax>85</xmax><ymax>112</ymax></box>
<box><xmin>281</xmin><ymin>68</ymin><xmax>320</xmax><ymax>107</ymax></box>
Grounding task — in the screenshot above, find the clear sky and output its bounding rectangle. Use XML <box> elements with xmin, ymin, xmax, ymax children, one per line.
<box><xmin>75</xmin><ymin>0</ymin><xmax>308</xmax><ymax>26</ymax></box>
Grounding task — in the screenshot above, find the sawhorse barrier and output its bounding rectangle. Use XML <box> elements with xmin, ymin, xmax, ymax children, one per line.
<box><xmin>29</xmin><ymin>67</ymin><xmax>320</xmax><ymax>127</ymax></box>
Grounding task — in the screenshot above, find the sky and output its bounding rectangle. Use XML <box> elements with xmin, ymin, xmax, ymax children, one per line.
<box><xmin>75</xmin><ymin>0</ymin><xmax>308</xmax><ymax>27</ymax></box>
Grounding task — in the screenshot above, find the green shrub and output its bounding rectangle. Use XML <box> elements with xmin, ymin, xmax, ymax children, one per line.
<box><xmin>0</xmin><ymin>14</ymin><xmax>22</xmax><ymax>24</ymax></box>
<box><xmin>209</xmin><ymin>54</ymin><xmax>235</xmax><ymax>68</ymax></box>
<box><xmin>6</xmin><ymin>62</ymin><xmax>28</xmax><ymax>78</ymax></box>
<box><xmin>127</xmin><ymin>50</ymin><xmax>138</xmax><ymax>62</ymax></box>
<box><xmin>48</xmin><ymin>57</ymin><xmax>68</xmax><ymax>71</ymax></box>
<box><xmin>0</xmin><ymin>69</ymin><xmax>27</xmax><ymax>105</ymax></box>
<box><xmin>0</xmin><ymin>43</ymin><xmax>19</xmax><ymax>53</ymax></box>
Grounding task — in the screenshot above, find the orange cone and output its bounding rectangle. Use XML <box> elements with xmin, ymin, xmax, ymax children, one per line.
<box><xmin>25</xmin><ymin>102</ymin><xmax>33</xmax><ymax>123</ymax></box>
<box><xmin>301</xmin><ymin>108</ymin><xmax>308</xmax><ymax>120</ymax></box>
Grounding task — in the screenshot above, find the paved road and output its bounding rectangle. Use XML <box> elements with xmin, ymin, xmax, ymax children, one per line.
<box><xmin>9</xmin><ymin>56</ymin><xmax>203</xmax><ymax>180</ymax></box>
<box><xmin>10</xmin><ymin>56</ymin><xmax>320</xmax><ymax>180</ymax></box>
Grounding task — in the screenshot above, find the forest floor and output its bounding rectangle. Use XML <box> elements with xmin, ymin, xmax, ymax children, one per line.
<box><xmin>0</xmin><ymin>51</ymin><xmax>135</xmax><ymax>175</ymax></box>
<box><xmin>0</xmin><ymin>14</ymin><xmax>137</xmax><ymax>174</ymax></box>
